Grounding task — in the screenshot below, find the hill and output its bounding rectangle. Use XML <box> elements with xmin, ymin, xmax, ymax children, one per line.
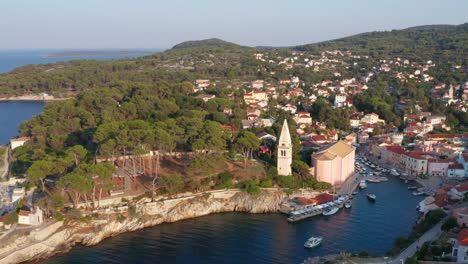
<box><xmin>0</xmin><ymin>23</ymin><xmax>466</xmax><ymax>97</ymax></box>
<box><xmin>171</xmin><ymin>38</ymin><xmax>244</xmax><ymax>50</ymax></box>
<box><xmin>295</xmin><ymin>23</ymin><xmax>468</xmax><ymax>63</ymax></box>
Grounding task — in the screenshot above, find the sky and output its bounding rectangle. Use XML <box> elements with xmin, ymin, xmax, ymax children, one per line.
<box><xmin>0</xmin><ymin>0</ymin><xmax>467</xmax><ymax>49</ymax></box>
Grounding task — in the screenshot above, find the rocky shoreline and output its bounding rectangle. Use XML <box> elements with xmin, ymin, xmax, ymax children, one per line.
<box><xmin>0</xmin><ymin>189</ymin><xmax>309</xmax><ymax>264</ymax></box>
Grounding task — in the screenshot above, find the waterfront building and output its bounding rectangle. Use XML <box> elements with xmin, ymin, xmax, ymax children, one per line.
<box><xmin>311</xmin><ymin>141</ymin><xmax>355</xmax><ymax>186</ymax></box>
<box><xmin>401</xmin><ymin>151</ymin><xmax>430</xmax><ymax>177</ymax></box>
<box><xmin>18</xmin><ymin>206</ymin><xmax>43</xmax><ymax>226</ymax></box>
<box><xmin>452</xmin><ymin>228</ymin><xmax>468</xmax><ymax>262</ymax></box>
<box><xmin>454</xmin><ymin>208</ymin><xmax>468</xmax><ymax>227</ymax></box>
<box><xmin>427</xmin><ymin>158</ymin><xmax>454</xmax><ymax>177</ymax></box>
<box><xmin>448</xmin><ymin>163</ymin><xmax>465</xmax><ymax>178</ymax></box>
<box><xmin>277</xmin><ymin>120</ymin><xmax>292</xmax><ymax>176</ymax></box>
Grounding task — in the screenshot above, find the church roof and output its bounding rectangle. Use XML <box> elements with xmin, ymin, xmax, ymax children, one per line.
<box><xmin>313</xmin><ymin>141</ymin><xmax>354</xmax><ymax>161</ymax></box>
<box><xmin>278</xmin><ymin>119</ymin><xmax>292</xmax><ymax>147</ymax></box>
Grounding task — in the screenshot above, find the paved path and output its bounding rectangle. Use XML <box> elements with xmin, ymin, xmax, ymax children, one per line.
<box><xmin>389</xmin><ymin>217</ymin><xmax>446</xmax><ymax>264</ymax></box>
<box><xmin>0</xmin><ymin>146</ymin><xmax>9</xmax><ymax>179</ymax></box>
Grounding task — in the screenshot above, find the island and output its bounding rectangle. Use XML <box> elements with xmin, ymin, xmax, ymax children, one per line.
<box><xmin>0</xmin><ymin>23</ymin><xmax>467</xmax><ymax>264</ymax></box>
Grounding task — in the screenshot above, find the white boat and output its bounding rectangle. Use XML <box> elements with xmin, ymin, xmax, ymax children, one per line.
<box><xmin>367</xmin><ymin>193</ymin><xmax>376</xmax><ymax>201</ymax></box>
<box><xmin>345</xmin><ymin>200</ymin><xmax>352</xmax><ymax>208</ymax></box>
<box><xmin>323</xmin><ymin>207</ymin><xmax>339</xmax><ymax>216</ymax></box>
<box><xmin>408</xmin><ymin>186</ymin><xmax>417</xmax><ymax>190</ymax></box>
<box><xmin>390</xmin><ymin>169</ymin><xmax>400</xmax><ymax>176</ymax></box>
<box><xmin>352</xmin><ymin>191</ymin><xmax>358</xmax><ymax>195</ymax></box>
<box><xmin>359</xmin><ymin>180</ymin><xmax>367</xmax><ymax>189</ymax></box>
<box><xmin>412</xmin><ymin>191</ymin><xmax>425</xmax><ymax>196</ymax></box>
<box><xmin>304</xmin><ymin>236</ymin><xmax>323</xmax><ymax>248</ymax></box>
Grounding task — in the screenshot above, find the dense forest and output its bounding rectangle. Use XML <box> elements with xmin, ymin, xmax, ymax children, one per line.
<box><xmin>2</xmin><ymin>24</ymin><xmax>467</xmax><ymax>211</ymax></box>
<box><xmin>296</xmin><ymin>23</ymin><xmax>468</xmax><ymax>64</ymax></box>
<box><xmin>0</xmin><ymin>24</ymin><xmax>466</xmax><ymax>97</ymax></box>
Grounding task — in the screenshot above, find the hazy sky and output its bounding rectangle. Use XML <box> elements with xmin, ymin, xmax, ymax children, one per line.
<box><xmin>1</xmin><ymin>0</ymin><xmax>467</xmax><ymax>49</ymax></box>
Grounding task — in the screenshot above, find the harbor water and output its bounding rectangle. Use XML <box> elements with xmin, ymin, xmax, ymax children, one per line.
<box><xmin>44</xmin><ymin>176</ymin><xmax>422</xmax><ymax>264</ymax></box>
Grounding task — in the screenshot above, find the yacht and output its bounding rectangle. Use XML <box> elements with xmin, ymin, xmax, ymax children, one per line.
<box><xmin>359</xmin><ymin>180</ymin><xmax>367</xmax><ymax>189</ymax></box>
<box><xmin>322</xmin><ymin>207</ymin><xmax>340</xmax><ymax>216</ymax></box>
<box><xmin>390</xmin><ymin>169</ymin><xmax>400</xmax><ymax>176</ymax></box>
<box><xmin>304</xmin><ymin>236</ymin><xmax>323</xmax><ymax>248</ymax></box>
<box><xmin>366</xmin><ymin>193</ymin><xmax>376</xmax><ymax>201</ymax></box>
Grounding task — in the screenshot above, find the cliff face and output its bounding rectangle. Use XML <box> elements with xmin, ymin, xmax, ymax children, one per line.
<box><xmin>0</xmin><ymin>189</ymin><xmax>293</xmax><ymax>264</ymax></box>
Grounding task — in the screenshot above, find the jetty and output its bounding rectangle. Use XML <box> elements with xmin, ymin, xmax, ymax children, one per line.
<box><xmin>287</xmin><ymin>197</ymin><xmax>346</xmax><ymax>222</ymax></box>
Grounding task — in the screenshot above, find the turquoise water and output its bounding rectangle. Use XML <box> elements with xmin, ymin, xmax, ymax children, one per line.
<box><xmin>44</xmin><ymin>177</ymin><xmax>422</xmax><ymax>264</ymax></box>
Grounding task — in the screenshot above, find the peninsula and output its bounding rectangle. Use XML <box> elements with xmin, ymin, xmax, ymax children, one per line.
<box><xmin>0</xmin><ymin>23</ymin><xmax>467</xmax><ymax>264</ymax></box>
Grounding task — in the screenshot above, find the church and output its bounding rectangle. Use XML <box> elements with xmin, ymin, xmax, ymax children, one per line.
<box><xmin>277</xmin><ymin>120</ymin><xmax>292</xmax><ymax>176</ymax></box>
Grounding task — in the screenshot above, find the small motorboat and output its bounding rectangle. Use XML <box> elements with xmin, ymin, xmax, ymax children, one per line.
<box><xmin>322</xmin><ymin>207</ymin><xmax>339</xmax><ymax>216</ymax></box>
<box><xmin>408</xmin><ymin>186</ymin><xmax>417</xmax><ymax>190</ymax></box>
<box><xmin>366</xmin><ymin>193</ymin><xmax>376</xmax><ymax>201</ymax></box>
<box><xmin>359</xmin><ymin>180</ymin><xmax>367</xmax><ymax>189</ymax></box>
<box><xmin>412</xmin><ymin>191</ymin><xmax>425</xmax><ymax>196</ymax></box>
<box><xmin>304</xmin><ymin>236</ymin><xmax>323</xmax><ymax>248</ymax></box>
<box><xmin>352</xmin><ymin>191</ymin><xmax>358</xmax><ymax>195</ymax></box>
<box><xmin>345</xmin><ymin>200</ymin><xmax>352</xmax><ymax>208</ymax></box>
<box><xmin>404</xmin><ymin>180</ymin><xmax>409</xmax><ymax>184</ymax></box>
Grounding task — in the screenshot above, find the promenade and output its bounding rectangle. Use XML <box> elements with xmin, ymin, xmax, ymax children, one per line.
<box><xmin>339</xmin><ymin>172</ymin><xmax>360</xmax><ymax>196</ymax></box>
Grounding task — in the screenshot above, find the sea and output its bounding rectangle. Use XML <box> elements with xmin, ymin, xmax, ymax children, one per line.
<box><xmin>0</xmin><ymin>50</ymin><xmax>423</xmax><ymax>264</ymax></box>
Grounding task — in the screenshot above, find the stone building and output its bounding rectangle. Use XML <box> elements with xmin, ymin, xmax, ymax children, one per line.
<box><xmin>277</xmin><ymin>120</ymin><xmax>292</xmax><ymax>176</ymax></box>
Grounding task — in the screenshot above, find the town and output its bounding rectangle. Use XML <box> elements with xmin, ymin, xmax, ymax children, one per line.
<box><xmin>0</xmin><ymin>24</ymin><xmax>466</xmax><ymax>264</ymax></box>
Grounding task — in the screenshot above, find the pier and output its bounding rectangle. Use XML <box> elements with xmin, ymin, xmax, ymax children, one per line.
<box><xmin>287</xmin><ymin>197</ymin><xmax>346</xmax><ymax>222</ymax></box>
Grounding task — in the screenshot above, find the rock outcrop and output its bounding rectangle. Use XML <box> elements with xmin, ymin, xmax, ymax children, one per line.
<box><xmin>0</xmin><ymin>189</ymin><xmax>295</xmax><ymax>264</ymax></box>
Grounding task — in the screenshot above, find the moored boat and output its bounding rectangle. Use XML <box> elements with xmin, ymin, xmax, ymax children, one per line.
<box><xmin>408</xmin><ymin>186</ymin><xmax>417</xmax><ymax>190</ymax></box>
<box><xmin>304</xmin><ymin>236</ymin><xmax>323</xmax><ymax>248</ymax></box>
<box><xmin>412</xmin><ymin>191</ymin><xmax>425</xmax><ymax>196</ymax></box>
<box><xmin>366</xmin><ymin>193</ymin><xmax>376</xmax><ymax>201</ymax></box>
<box><xmin>322</xmin><ymin>207</ymin><xmax>339</xmax><ymax>216</ymax></box>
<box><xmin>359</xmin><ymin>180</ymin><xmax>367</xmax><ymax>189</ymax></box>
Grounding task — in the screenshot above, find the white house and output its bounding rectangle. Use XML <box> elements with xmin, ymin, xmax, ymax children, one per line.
<box><xmin>334</xmin><ymin>94</ymin><xmax>347</xmax><ymax>108</ymax></box>
<box><xmin>10</xmin><ymin>137</ymin><xmax>30</xmax><ymax>150</ymax></box>
<box><xmin>453</xmin><ymin>229</ymin><xmax>468</xmax><ymax>263</ymax></box>
<box><xmin>18</xmin><ymin>207</ymin><xmax>43</xmax><ymax>226</ymax></box>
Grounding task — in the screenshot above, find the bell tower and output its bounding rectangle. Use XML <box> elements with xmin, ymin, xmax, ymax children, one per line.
<box><xmin>277</xmin><ymin>119</ymin><xmax>292</xmax><ymax>176</ymax></box>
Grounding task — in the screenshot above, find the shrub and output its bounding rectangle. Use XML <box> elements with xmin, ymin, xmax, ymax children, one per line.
<box><xmin>260</xmin><ymin>178</ymin><xmax>273</xmax><ymax>188</ymax></box>
<box><xmin>214</xmin><ymin>172</ymin><xmax>233</xmax><ymax>189</ymax></box>
<box><xmin>3</xmin><ymin>211</ymin><xmax>18</xmax><ymax>225</ymax></box>
<box><xmin>276</xmin><ymin>176</ymin><xmax>299</xmax><ymax>189</ymax></box>
<box><xmin>441</xmin><ymin>216</ymin><xmax>457</xmax><ymax>231</ymax></box>
<box><xmin>242</xmin><ymin>180</ymin><xmax>261</xmax><ymax>195</ymax></box>
<box><xmin>160</xmin><ymin>174</ymin><xmax>185</xmax><ymax>194</ymax></box>
<box><xmin>313</xmin><ymin>181</ymin><xmax>332</xmax><ymax>191</ymax></box>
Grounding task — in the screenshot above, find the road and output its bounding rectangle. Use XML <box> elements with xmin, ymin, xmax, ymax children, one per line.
<box><xmin>0</xmin><ymin>146</ymin><xmax>9</xmax><ymax>179</ymax></box>
<box><xmin>389</xmin><ymin>217</ymin><xmax>445</xmax><ymax>264</ymax></box>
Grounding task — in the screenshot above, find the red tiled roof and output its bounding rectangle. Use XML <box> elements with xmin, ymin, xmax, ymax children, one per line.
<box><xmin>456</xmin><ymin>185</ymin><xmax>468</xmax><ymax>192</ymax></box>
<box><xmin>449</xmin><ymin>164</ymin><xmax>464</xmax><ymax>170</ymax></box>
<box><xmin>311</xmin><ymin>193</ymin><xmax>335</xmax><ymax>205</ymax></box>
<box><xmin>386</xmin><ymin>145</ymin><xmax>406</xmax><ymax>154</ymax></box>
<box><xmin>458</xmin><ymin>228</ymin><xmax>468</xmax><ymax>246</ymax></box>
<box><xmin>18</xmin><ymin>210</ymin><xmax>31</xmax><ymax>216</ymax></box>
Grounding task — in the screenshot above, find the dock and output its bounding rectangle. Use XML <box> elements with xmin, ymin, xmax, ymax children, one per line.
<box><xmin>287</xmin><ymin>197</ymin><xmax>346</xmax><ymax>222</ymax></box>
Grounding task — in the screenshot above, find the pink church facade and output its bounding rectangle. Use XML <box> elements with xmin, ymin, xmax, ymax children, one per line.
<box><xmin>312</xmin><ymin>141</ymin><xmax>355</xmax><ymax>186</ymax></box>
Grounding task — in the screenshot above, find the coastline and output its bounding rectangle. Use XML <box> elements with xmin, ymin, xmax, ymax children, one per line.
<box><xmin>0</xmin><ymin>188</ymin><xmax>314</xmax><ymax>264</ymax></box>
<box><xmin>0</xmin><ymin>96</ymin><xmax>71</xmax><ymax>102</ymax></box>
